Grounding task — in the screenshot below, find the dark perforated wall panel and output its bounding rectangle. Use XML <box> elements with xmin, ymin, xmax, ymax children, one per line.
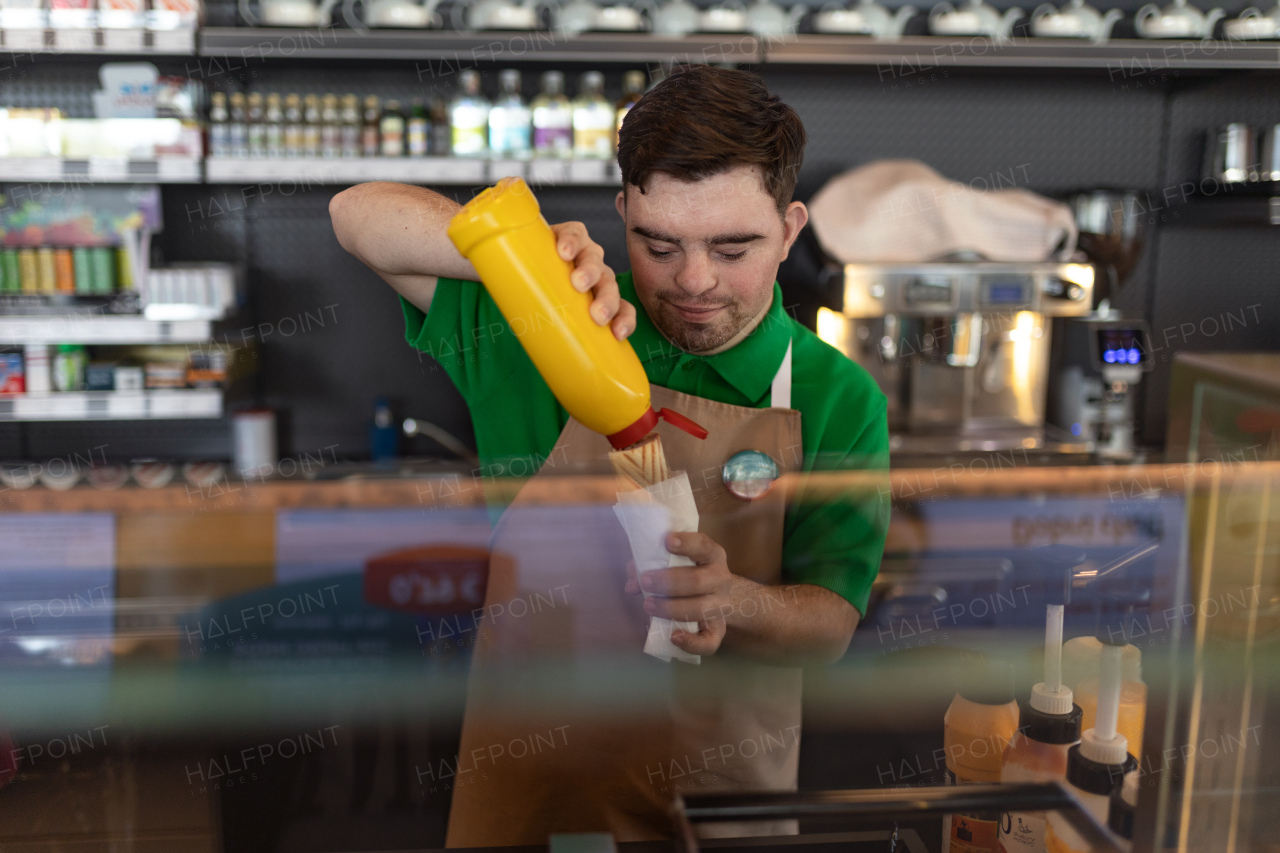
<box><xmin>7</xmin><ymin>50</ymin><xmax>1278</xmax><ymax>460</ymax></box>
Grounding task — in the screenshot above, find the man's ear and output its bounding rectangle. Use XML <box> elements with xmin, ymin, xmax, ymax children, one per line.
<box><xmin>615</xmin><ymin>188</ymin><xmax>626</xmax><ymax>220</ymax></box>
<box><xmin>779</xmin><ymin>201</ymin><xmax>809</xmax><ymax>262</ymax></box>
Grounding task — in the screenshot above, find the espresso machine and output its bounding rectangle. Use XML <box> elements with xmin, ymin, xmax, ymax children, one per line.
<box><xmin>820</xmin><ymin>261</ymin><xmax>1095</xmax><ymax>454</ymax></box>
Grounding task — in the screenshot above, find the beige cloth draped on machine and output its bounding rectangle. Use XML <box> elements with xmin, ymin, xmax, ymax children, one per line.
<box><xmin>445</xmin><ymin>351</ymin><xmax>803</xmax><ymax>847</ymax></box>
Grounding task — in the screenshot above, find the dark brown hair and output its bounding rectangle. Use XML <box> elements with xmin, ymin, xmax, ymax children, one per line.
<box><xmin>616</xmin><ymin>65</ymin><xmax>807</xmax><ymax>217</ymax></box>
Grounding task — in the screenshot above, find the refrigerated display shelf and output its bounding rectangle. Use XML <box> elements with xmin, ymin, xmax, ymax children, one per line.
<box><xmin>0</xmin><ymin>389</ymin><xmax>222</xmax><ymax>421</ymax></box>
<box><xmin>0</xmin><ymin>316</ymin><xmax>213</xmax><ymax>345</ymax></box>
<box><xmin>205</xmin><ymin>156</ymin><xmax>623</xmax><ymax>185</ymax></box>
<box><xmin>0</xmin><ymin>157</ymin><xmax>202</xmax><ymax>183</ymax></box>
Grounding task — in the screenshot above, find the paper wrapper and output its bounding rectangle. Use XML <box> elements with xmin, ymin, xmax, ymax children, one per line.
<box><xmin>613</xmin><ymin>471</ymin><xmax>701</xmax><ymax>665</ymax></box>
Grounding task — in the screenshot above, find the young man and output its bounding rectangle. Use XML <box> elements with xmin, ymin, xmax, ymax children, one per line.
<box><xmin>331</xmin><ymin>65</ymin><xmax>888</xmax><ymax>846</ymax></box>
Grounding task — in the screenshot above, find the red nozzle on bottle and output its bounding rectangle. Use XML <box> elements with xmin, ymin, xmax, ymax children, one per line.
<box><xmin>606</xmin><ymin>407</ymin><xmax>707</xmax><ymax>450</ymax></box>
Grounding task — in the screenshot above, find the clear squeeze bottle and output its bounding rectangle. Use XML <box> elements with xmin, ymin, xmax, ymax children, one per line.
<box><xmin>999</xmin><ymin>565</ymin><xmax>1082</xmax><ymax>853</ymax></box>
<box><xmin>1044</xmin><ymin>625</ymin><xmax>1137</xmax><ymax>853</ymax></box>
<box><xmin>447</xmin><ymin>177</ymin><xmax>706</xmax><ymax>448</ymax></box>
<box><xmin>943</xmin><ymin>657</ymin><xmax>1020</xmax><ymax>853</ymax></box>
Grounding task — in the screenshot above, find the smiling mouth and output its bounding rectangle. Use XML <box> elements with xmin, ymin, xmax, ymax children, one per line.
<box><xmin>666</xmin><ymin>302</ymin><xmax>728</xmax><ymax>323</ymax></box>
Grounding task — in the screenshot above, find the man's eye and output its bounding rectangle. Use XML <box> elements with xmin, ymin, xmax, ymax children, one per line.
<box><xmin>647</xmin><ymin>247</ymin><xmax>673</xmax><ymax>259</ymax></box>
<box><xmin>720</xmin><ymin>251</ymin><xmax>747</xmax><ymax>261</ymax></box>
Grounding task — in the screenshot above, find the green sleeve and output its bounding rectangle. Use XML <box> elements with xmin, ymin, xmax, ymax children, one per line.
<box><xmin>781</xmin><ymin>397</ymin><xmax>890</xmax><ymax>617</ymax></box>
<box><xmin>400</xmin><ymin>278</ymin><xmax>524</xmax><ymax>402</ymax></box>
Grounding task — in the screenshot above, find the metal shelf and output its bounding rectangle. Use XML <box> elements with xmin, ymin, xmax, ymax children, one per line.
<box><xmin>0</xmin><ymin>389</ymin><xmax>223</xmax><ymax>421</ymax></box>
<box><xmin>1165</xmin><ymin>194</ymin><xmax>1280</xmax><ymax>226</ymax></box>
<box><xmin>763</xmin><ymin>34</ymin><xmax>1280</xmax><ymax>69</ymax></box>
<box><xmin>9</xmin><ymin>26</ymin><xmax>1280</xmax><ymax>70</ymax></box>
<box><xmin>205</xmin><ymin>155</ymin><xmax>622</xmax><ymax>185</ymax></box>
<box><xmin>0</xmin><ymin>315</ymin><xmax>213</xmax><ymax>345</ymax></box>
<box><xmin>199</xmin><ymin>27</ymin><xmax>762</xmax><ymax>63</ymax></box>
<box><xmin>0</xmin><ymin>157</ymin><xmax>201</xmax><ymax>183</ymax></box>
<box><xmin>0</xmin><ymin>27</ymin><xmax>195</xmax><ymax>54</ymax></box>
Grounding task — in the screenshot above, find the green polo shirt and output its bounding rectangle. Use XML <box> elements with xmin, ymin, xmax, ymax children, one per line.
<box><xmin>401</xmin><ymin>271</ymin><xmax>889</xmax><ymax>615</ymax></box>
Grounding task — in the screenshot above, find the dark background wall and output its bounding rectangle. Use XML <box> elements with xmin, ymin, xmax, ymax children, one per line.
<box><xmin>2</xmin><ymin>30</ymin><xmax>1277</xmax><ymax>463</ymax></box>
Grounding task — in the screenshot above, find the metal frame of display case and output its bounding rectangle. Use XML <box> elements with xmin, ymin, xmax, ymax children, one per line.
<box><xmin>672</xmin><ymin>783</ymin><xmax>1126</xmax><ymax>853</ymax></box>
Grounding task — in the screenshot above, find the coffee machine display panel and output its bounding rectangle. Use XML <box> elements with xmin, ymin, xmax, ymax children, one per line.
<box><xmin>1094</xmin><ymin>326</ymin><xmax>1149</xmax><ymax>369</ymax></box>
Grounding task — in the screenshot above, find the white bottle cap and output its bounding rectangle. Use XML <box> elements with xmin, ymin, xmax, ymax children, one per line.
<box><xmin>1030</xmin><ymin>681</ymin><xmax>1076</xmax><ymax>716</ymax></box>
<box><xmin>1080</xmin><ymin>726</ymin><xmax>1129</xmax><ymax>766</ymax></box>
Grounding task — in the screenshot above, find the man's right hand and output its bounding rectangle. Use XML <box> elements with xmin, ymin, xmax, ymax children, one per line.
<box><xmin>552</xmin><ymin>221</ymin><xmax>636</xmax><ymax>341</ymax></box>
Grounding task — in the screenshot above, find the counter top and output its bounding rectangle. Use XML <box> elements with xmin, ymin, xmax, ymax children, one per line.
<box><xmin>2</xmin><ymin>461</ymin><xmax>1275</xmax><ymax>514</ymax></box>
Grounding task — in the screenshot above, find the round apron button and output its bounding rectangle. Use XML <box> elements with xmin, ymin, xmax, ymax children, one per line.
<box><xmin>722</xmin><ymin>450</ymin><xmax>780</xmax><ymax>501</ymax></box>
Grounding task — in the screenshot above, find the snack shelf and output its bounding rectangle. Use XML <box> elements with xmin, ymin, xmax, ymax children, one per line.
<box><xmin>0</xmin><ymin>388</ymin><xmax>223</xmax><ymax>421</ymax></box>
<box><xmin>205</xmin><ymin>155</ymin><xmax>623</xmax><ymax>185</ymax></box>
<box><xmin>0</xmin><ymin>315</ymin><xmax>214</xmax><ymax>345</ymax></box>
<box><xmin>0</xmin><ymin>157</ymin><xmax>202</xmax><ymax>183</ymax></box>
<box><xmin>0</xmin><ymin>26</ymin><xmax>194</xmax><ymax>53</ymax></box>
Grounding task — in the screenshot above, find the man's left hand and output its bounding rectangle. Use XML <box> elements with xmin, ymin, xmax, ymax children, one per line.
<box><xmin>636</xmin><ymin>532</ymin><xmax>739</xmax><ymax>657</ymax></box>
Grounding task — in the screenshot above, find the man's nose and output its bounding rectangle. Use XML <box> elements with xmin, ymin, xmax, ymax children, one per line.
<box><xmin>674</xmin><ymin>251</ymin><xmax>716</xmax><ymax>297</ymax></box>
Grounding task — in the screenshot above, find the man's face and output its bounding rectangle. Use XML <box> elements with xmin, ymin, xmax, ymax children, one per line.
<box><xmin>616</xmin><ymin>165</ymin><xmax>808</xmax><ymax>355</ymax></box>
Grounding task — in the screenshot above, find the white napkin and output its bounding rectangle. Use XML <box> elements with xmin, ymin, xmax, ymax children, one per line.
<box><xmin>613</xmin><ymin>471</ymin><xmax>701</xmax><ymax>665</ymax></box>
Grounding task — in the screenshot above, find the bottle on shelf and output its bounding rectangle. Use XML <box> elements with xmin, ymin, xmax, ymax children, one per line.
<box><xmin>265</xmin><ymin>92</ymin><xmax>284</xmax><ymax>158</ymax></box>
<box><xmin>36</xmin><ymin>247</ymin><xmax>56</xmax><ymax>294</ymax></box>
<box><xmin>247</xmin><ymin>92</ymin><xmax>266</xmax><ymax>158</ymax></box>
<box><xmin>54</xmin><ymin>249</ymin><xmax>74</xmax><ymax>294</ymax></box>
<box><xmin>615</xmin><ymin>69</ymin><xmax>645</xmax><ymax>146</ymax></box>
<box><xmin>532</xmin><ymin>70</ymin><xmax>573</xmax><ymax>159</ymax></box>
<box><xmin>407</xmin><ymin>98</ymin><xmax>429</xmax><ymax>157</ymax></box>
<box><xmin>90</xmin><ymin>248</ymin><xmax>114</xmax><ymax>294</ymax></box>
<box><xmin>320</xmin><ymin>93</ymin><xmax>341</xmax><ymax>159</ymax></box>
<box><xmin>2</xmin><ymin>250</ymin><xmax>19</xmax><ymax>294</ymax></box>
<box><xmin>18</xmin><ymin>249</ymin><xmax>37</xmax><ymax>294</ymax></box>
<box><xmin>72</xmin><ymin>247</ymin><xmax>91</xmax><ymax>294</ymax></box>
<box><xmin>284</xmin><ymin>93</ymin><xmax>304</xmax><ymax>158</ymax></box>
<box><xmin>361</xmin><ymin>95</ymin><xmax>381</xmax><ymax>157</ymax></box>
<box><xmin>303</xmin><ymin>93</ymin><xmax>322</xmax><ymax>158</ymax></box>
<box><xmin>429</xmin><ymin>97</ymin><xmax>451</xmax><ymax>155</ymax></box>
<box><xmin>450</xmin><ymin>69</ymin><xmax>491</xmax><ymax>157</ymax></box>
<box><xmin>380</xmin><ymin>99</ymin><xmax>406</xmax><ymax>157</ymax></box>
<box><xmin>229</xmin><ymin>91</ymin><xmax>248</xmax><ymax>158</ymax></box>
<box><xmin>489</xmin><ymin>68</ymin><xmax>532</xmax><ymax>160</ymax></box>
<box><xmin>943</xmin><ymin>656</ymin><xmax>1020</xmax><ymax>853</ymax></box>
<box><xmin>340</xmin><ymin>94</ymin><xmax>361</xmax><ymax>158</ymax></box>
<box><xmin>115</xmin><ymin>247</ymin><xmax>133</xmax><ymax>292</ymax></box>
<box><xmin>573</xmin><ymin>70</ymin><xmax>615</xmax><ymax>160</ymax></box>
<box><xmin>53</xmin><ymin>345</ymin><xmax>87</xmax><ymax>393</ymax></box>
<box><xmin>209</xmin><ymin>91</ymin><xmax>229</xmax><ymax>158</ymax></box>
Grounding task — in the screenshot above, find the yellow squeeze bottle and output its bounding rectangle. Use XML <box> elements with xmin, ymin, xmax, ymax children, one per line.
<box><xmin>448</xmin><ymin>177</ymin><xmax>705</xmax><ymax>449</ymax></box>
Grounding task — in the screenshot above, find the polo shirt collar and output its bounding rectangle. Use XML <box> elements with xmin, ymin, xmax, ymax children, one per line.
<box><xmin>618</xmin><ymin>270</ymin><xmax>793</xmax><ymax>405</ymax></box>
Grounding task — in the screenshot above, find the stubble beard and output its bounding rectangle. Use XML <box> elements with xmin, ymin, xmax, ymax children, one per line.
<box><xmin>650</xmin><ymin>293</ymin><xmax>751</xmax><ymax>355</ymax></box>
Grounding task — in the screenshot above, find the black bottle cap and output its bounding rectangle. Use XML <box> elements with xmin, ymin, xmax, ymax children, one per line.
<box><xmin>1018</xmin><ymin>699</ymin><xmax>1083</xmax><ymax>746</ymax></box>
<box><xmin>1066</xmin><ymin>744</ymin><xmax>1138</xmax><ymax>796</ymax></box>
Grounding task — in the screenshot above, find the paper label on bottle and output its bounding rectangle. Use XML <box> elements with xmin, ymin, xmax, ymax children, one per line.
<box><xmin>997</xmin><ymin>811</ymin><xmax>1046</xmax><ymax>853</ymax></box>
<box><xmin>950</xmin><ymin>814</ymin><xmax>999</xmax><ymax>853</ymax></box>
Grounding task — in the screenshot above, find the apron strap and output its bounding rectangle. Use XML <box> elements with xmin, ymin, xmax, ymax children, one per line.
<box><xmin>770</xmin><ymin>339</ymin><xmax>793</xmax><ymax>410</ymax></box>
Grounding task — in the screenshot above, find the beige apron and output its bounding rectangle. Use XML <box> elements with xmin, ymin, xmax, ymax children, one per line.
<box><xmin>446</xmin><ymin>344</ymin><xmax>803</xmax><ymax>848</ymax></box>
